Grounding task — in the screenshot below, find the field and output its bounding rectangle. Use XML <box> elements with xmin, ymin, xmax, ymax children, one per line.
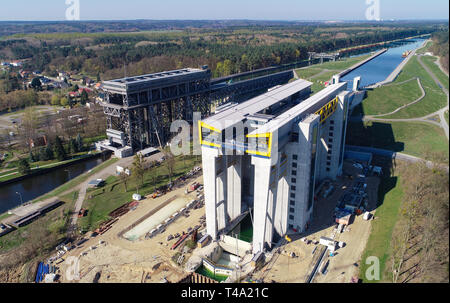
<box><xmin>346</xmin><ymin>120</ymin><xmax>449</xmax><ymax>162</ymax></box>
<box><xmin>360</xmin><ymin>56</ymin><xmax>447</xmax><ymax>119</ymax></box>
<box><xmin>420</xmin><ymin>55</ymin><xmax>449</xmax><ymax>90</ymax></box>
<box><xmin>358</xmin><ymin>169</ymin><xmax>403</xmax><ymax>282</ymax></box>
<box><xmin>360</xmin><ymin>79</ymin><xmax>423</xmax><ymax>116</ymax></box>
<box><xmin>296</xmin><ymin>54</ymin><xmax>372</xmax><ymax>94</ymax></box>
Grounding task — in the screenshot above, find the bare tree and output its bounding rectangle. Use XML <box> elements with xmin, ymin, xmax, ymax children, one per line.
<box><xmin>119</xmin><ymin>168</ymin><xmax>130</xmax><ymax>193</ymax></box>
<box><xmin>163</xmin><ymin>150</ymin><xmax>176</xmax><ymax>183</ymax></box>
<box><xmin>132</xmin><ymin>154</ymin><xmax>146</xmax><ymax>193</ymax></box>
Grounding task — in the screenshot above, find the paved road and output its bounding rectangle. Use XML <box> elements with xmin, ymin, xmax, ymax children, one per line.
<box><xmin>68</xmin><ymin>151</ymin><xmax>165</xmax><ymax>233</ymax></box>
<box><xmin>416</xmin><ymin>54</ymin><xmax>449</xmax><ymax>139</ymax></box>
<box><xmin>346</xmin><ymin>145</ymin><xmax>449</xmax><ymax>172</ymax></box>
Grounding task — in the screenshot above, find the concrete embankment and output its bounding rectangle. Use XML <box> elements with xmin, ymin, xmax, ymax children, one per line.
<box><xmin>337</xmin><ymin>48</ymin><xmax>388</xmax><ymax>78</ymax></box>
<box><xmin>366</xmin><ymin>40</ymin><xmax>428</xmax><ymax>88</ymax></box>
<box><xmin>0</xmin><ymin>152</ymin><xmax>108</xmax><ymax>186</ymax></box>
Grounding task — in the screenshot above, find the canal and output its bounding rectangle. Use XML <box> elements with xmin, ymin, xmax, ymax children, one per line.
<box><xmin>341</xmin><ymin>38</ymin><xmax>428</xmax><ymax>89</ymax></box>
<box><xmin>0</xmin><ymin>37</ymin><xmax>429</xmax><ymax>216</ymax></box>
<box><xmin>0</xmin><ymin>154</ymin><xmax>110</xmax><ymax>214</ymax></box>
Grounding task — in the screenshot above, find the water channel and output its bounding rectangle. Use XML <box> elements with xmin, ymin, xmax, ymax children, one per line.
<box><xmin>0</xmin><ymin>37</ymin><xmax>429</xmax><ymax>215</ymax></box>
<box><xmin>0</xmin><ymin>154</ymin><xmax>110</xmax><ymax>214</ymax></box>
<box><xmin>341</xmin><ymin>38</ymin><xmax>428</xmax><ymax>89</ymax></box>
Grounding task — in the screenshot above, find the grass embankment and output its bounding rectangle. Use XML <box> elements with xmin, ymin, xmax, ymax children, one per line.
<box><xmin>0</xmin><ymin>190</ymin><xmax>78</xmax><ymax>282</ymax></box>
<box><xmin>346</xmin><ymin>120</ymin><xmax>449</xmax><ymax>162</ymax></box>
<box><xmin>296</xmin><ymin>54</ymin><xmax>372</xmax><ymax>94</ymax></box>
<box><xmin>359</xmin><ymin>170</ymin><xmax>404</xmax><ymax>282</ymax></box>
<box><xmin>360</xmin><ymin>79</ymin><xmax>423</xmax><ymax>116</ymax></box>
<box><xmin>31</xmin><ymin>157</ymin><xmax>119</xmax><ymax>204</ymax></box>
<box><xmin>79</xmin><ymin>155</ymin><xmax>201</xmax><ymax>232</ymax></box>
<box><xmin>0</xmin><ymin>190</ymin><xmax>78</xmax><ymax>254</ymax></box>
<box><xmin>420</xmin><ymin>55</ymin><xmax>449</xmax><ymax>90</ymax></box>
<box><xmin>0</xmin><ymin>152</ymin><xmax>97</xmax><ymax>183</ymax></box>
<box><xmin>415</xmin><ymin>40</ymin><xmax>433</xmax><ymax>55</ymax></box>
<box><xmin>360</xmin><ymin>56</ymin><xmax>447</xmax><ymax>119</ymax></box>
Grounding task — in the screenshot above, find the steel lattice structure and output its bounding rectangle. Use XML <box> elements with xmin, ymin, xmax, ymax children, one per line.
<box><xmin>101</xmin><ymin>67</ymin><xmax>293</xmax><ymax>152</ymax></box>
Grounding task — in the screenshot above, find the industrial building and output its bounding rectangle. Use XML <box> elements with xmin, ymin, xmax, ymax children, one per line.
<box><xmin>97</xmin><ymin>67</ymin><xmax>293</xmax><ymax>158</ymax></box>
<box><xmin>199</xmin><ymin>78</ymin><xmax>355</xmax><ymax>255</ymax></box>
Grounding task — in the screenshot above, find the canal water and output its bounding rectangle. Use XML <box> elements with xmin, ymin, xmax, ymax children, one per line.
<box><xmin>0</xmin><ymin>154</ymin><xmax>110</xmax><ymax>214</ymax></box>
<box><xmin>341</xmin><ymin>38</ymin><xmax>428</xmax><ymax>89</ymax></box>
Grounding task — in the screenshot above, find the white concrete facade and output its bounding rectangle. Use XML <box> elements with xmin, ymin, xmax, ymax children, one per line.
<box><xmin>200</xmin><ymin>79</ymin><xmax>351</xmax><ymax>255</ymax></box>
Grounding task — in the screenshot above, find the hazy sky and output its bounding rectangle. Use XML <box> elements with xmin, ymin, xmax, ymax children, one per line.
<box><xmin>0</xmin><ymin>0</ymin><xmax>448</xmax><ymax>21</ymax></box>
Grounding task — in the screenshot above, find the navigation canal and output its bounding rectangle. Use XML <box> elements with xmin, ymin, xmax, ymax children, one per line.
<box><xmin>0</xmin><ymin>154</ymin><xmax>110</xmax><ymax>214</ymax></box>
<box><xmin>0</xmin><ymin>37</ymin><xmax>429</xmax><ymax>216</ymax></box>
<box><xmin>341</xmin><ymin>38</ymin><xmax>428</xmax><ymax>89</ymax></box>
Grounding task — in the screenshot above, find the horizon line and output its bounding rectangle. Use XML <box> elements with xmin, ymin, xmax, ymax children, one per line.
<box><xmin>0</xmin><ymin>18</ymin><xmax>448</xmax><ymax>22</ymax></box>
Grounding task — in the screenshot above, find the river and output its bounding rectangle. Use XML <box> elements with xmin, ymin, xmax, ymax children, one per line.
<box><xmin>0</xmin><ymin>154</ymin><xmax>110</xmax><ymax>214</ymax></box>
<box><xmin>341</xmin><ymin>38</ymin><xmax>428</xmax><ymax>89</ymax></box>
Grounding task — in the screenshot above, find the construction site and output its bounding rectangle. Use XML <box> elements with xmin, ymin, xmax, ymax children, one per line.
<box><xmin>44</xmin><ymin>148</ymin><xmax>380</xmax><ymax>284</ymax></box>
<box><xmin>18</xmin><ymin>54</ymin><xmax>390</xmax><ymax>284</ymax></box>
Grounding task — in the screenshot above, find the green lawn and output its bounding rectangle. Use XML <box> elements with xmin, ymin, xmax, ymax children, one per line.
<box><xmin>346</xmin><ymin>120</ymin><xmax>449</xmax><ymax>161</ymax></box>
<box><xmin>311</xmin><ymin>54</ymin><xmax>372</xmax><ymax>71</ymax></box>
<box><xmin>295</xmin><ymin>54</ymin><xmax>373</xmax><ymax>94</ymax></box>
<box><xmin>359</xmin><ymin>173</ymin><xmax>404</xmax><ymax>282</ymax></box>
<box><xmin>361</xmin><ymin>56</ymin><xmax>447</xmax><ymax>119</ymax></box>
<box><xmin>415</xmin><ymin>40</ymin><xmax>432</xmax><ymax>55</ymax></box>
<box><xmin>296</xmin><ymin>68</ymin><xmax>323</xmax><ymax>79</ymax></box>
<box><xmin>0</xmin><ymin>152</ymin><xmax>101</xmax><ymax>183</ymax></box>
<box><xmin>30</xmin><ymin>157</ymin><xmax>119</xmax><ymax>204</ymax></box>
<box><xmin>420</xmin><ymin>55</ymin><xmax>449</xmax><ymax>90</ymax></box>
<box><xmin>362</xmin><ymin>79</ymin><xmax>423</xmax><ymax>116</ymax></box>
<box><xmin>79</xmin><ymin>155</ymin><xmax>201</xmax><ymax>231</ymax></box>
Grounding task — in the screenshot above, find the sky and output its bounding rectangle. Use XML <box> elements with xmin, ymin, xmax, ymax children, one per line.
<box><xmin>0</xmin><ymin>0</ymin><xmax>448</xmax><ymax>21</ymax></box>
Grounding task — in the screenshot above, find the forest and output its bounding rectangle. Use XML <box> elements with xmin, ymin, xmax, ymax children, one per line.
<box><xmin>0</xmin><ymin>21</ymin><xmax>446</xmax><ymax>81</ymax></box>
<box><xmin>430</xmin><ymin>30</ymin><xmax>449</xmax><ymax>72</ymax></box>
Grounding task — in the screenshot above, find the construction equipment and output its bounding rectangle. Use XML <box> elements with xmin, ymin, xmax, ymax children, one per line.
<box><xmin>285</xmin><ymin>235</ymin><xmax>292</xmax><ymax>242</ymax></box>
<box><xmin>152</xmin><ymin>190</ymin><xmax>163</xmax><ymax>199</ymax></box>
<box><xmin>189</xmin><ymin>182</ymin><xmax>200</xmax><ymax>192</ymax></box>
<box><xmin>78</xmin><ymin>209</ymin><xmax>88</xmax><ymax>218</ymax></box>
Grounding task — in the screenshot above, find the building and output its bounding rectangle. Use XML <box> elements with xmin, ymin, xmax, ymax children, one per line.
<box><xmin>97</xmin><ymin>66</ymin><xmax>294</xmax><ymax>158</ymax></box>
<box><xmin>99</xmin><ymin>68</ymin><xmax>211</xmax><ymax>155</ymax></box>
<box><xmin>199</xmin><ymin>78</ymin><xmax>353</xmax><ymax>255</ymax></box>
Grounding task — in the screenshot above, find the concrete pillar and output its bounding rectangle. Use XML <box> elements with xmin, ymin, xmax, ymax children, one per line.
<box><xmin>202</xmin><ymin>147</ymin><xmax>220</xmax><ymax>239</ymax></box>
<box><xmin>353</xmin><ymin>76</ymin><xmax>361</xmax><ymax>92</ymax></box>
<box><xmin>216</xmin><ymin>168</ymin><xmax>227</xmax><ymax>231</ymax></box>
<box><xmin>251</xmin><ymin>156</ymin><xmax>275</xmax><ymax>254</ymax></box>
<box><xmin>273</xmin><ymin>160</ymin><xmax>289</xmax><ymax>238</ymax></box>
<box><xmin>332</xmin><ymin>75</ymin><xmax>340</xmax><ymax>85</ymax></box>
<box><xmin>226</xmin><ymin>155</ymin><xmax>242</xmax><ymax>222</ymax></box>
<box><xmin>284</xmin><ymin>115</ymin><xmax>320</xmax><ymax>233</ymax></box>
<box><xmin>336</xmin><ymin>92</ymin><xmax>350</xmax><ymax>175</ymax></box>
